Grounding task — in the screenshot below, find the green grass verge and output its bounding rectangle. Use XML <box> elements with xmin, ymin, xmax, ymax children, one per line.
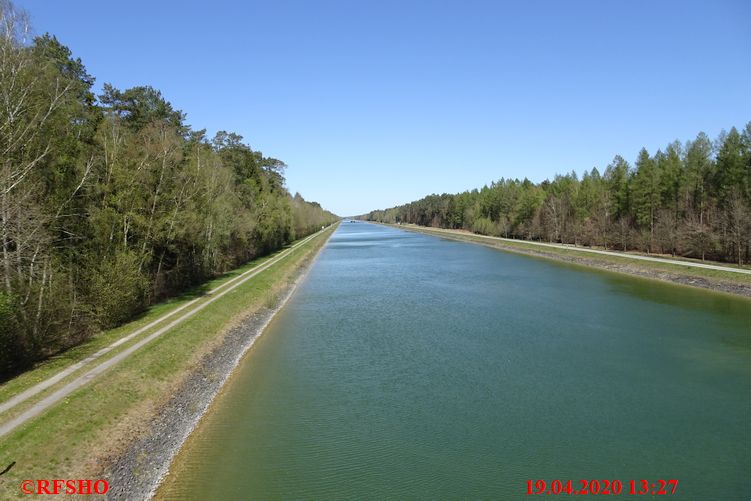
<box><xmin>0</xmin><ymin>225</ymin><xmax>336</xmax><ymax>499</ymax></box>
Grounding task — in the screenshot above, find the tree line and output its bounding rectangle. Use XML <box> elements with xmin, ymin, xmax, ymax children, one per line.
<box><xmin>0</xmin><ymin>1</ymin><xmax>337</xmax><ymax>377</ymax></box>
<box><xmin>367</xmin><ymin>124</ymin><xmax>750</xmax><ymax>266</ymax></box>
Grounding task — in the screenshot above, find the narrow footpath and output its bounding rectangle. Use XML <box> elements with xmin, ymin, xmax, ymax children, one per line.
<box><xmin>0</xmin><ymin>229</ymin><xmax>324</xmax><ymax>439</ymax></box>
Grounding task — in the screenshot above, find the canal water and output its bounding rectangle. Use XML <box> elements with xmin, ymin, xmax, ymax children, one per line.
<box><xmin>156</xmin><ymin>222</ymin><xmax>751</xmax><ymax>499</ymax></box>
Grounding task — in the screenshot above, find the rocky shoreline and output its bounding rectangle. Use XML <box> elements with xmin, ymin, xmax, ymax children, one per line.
<box><xmin>103</xmin><ymin>245</ymin><xmax>325</xmax><ymax>500</ymax></box>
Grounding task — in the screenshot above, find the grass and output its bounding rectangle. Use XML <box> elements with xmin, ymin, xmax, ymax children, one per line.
<box><xmin>393</xmin><ymin>224</ymin><xmax>751</xmax><ymax>288</ymax></box>
<box><xmin>0</xmin><ymin>250</ymin><xmax>284</xmax><ymax>405</ymax></box>
<box><xmin>0</xmin><ymin>225</ymin><xmax>336</xmax><ymax>499</ymax></box>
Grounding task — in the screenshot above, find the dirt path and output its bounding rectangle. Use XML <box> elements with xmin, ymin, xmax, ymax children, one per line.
<box><xmin>0</xmin><ymin>230</ymin><xmax>324</xmax><ymax>439</ymax></box>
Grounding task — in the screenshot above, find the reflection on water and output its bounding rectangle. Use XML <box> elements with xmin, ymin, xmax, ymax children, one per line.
<box><xmin>157</xmin><ymin>222</ymin><xmax>751</xmax><ymax>500</ymax></box>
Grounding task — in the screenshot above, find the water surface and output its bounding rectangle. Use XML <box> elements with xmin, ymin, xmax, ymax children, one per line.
<box><xmin>158</xmin><ymin>222</ymin><xmax>751</xmax><ymax>499</ymax></box>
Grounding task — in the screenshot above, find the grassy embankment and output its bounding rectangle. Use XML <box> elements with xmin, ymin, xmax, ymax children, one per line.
<box><xmin>389</xmin><ymin>223</ymin><xmax>751</xmax><ymax>293</ymax></box>
<box><xmin>0</xmin><ymin>224</ymin><xmax>336</xmax><ymax>497</ymax></box>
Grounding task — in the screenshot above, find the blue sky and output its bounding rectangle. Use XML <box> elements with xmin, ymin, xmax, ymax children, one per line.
<box><xmin>18</xmin><ymin>0</ymin><xmax>751</xmax><ymax>216</ymax></box>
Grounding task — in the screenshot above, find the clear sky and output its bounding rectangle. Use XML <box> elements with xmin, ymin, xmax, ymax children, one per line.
<box><xmin>16</xmin><ymin>0</ymin><xmax>751</xmax><ymax>216</ymax></box>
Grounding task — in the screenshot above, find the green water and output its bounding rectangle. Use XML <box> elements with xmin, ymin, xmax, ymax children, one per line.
<box><xmin>158</xmin><ymin>223</ymin><xmax>751</xmax><ymax>500</ymax></box>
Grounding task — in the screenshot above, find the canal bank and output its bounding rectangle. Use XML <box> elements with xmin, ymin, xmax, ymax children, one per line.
<box><xmin>154</xmin><ymin>222</ymin><xmax>751</xmax><ymax>500</ymax></box>
<box><xmin>385</xmin><ymin>223</ymin><xmax>751</xmax><ymax>299</ymax></box>
<box><xmin>105</xmin><ymin>225</ymin><xmax>336</xmax><ymax>500</ymax></box>
<box><xmin>0</xmin><ymin>225</ymin><xmax>336</xmax><ymax>500</ymax></box>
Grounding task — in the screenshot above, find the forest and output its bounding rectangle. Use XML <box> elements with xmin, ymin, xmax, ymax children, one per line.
<box><xmin>367</xmin><ymin>125</ymin><xmax>751</xmax><ymax>267</ymax></box>
<box><xmin>0</xmin><ymin>1</ymin><xmax>336</xmax><ymax>376</ymax></box>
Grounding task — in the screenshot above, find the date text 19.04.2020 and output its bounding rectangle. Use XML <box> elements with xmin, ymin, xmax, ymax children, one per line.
<box><xmin>526</xmin><ymin>479</ymin><xmax>678</xmax><ymax>496</ymax></box>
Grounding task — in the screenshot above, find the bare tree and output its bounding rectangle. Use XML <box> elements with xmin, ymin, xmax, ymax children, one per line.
<box><xmin>726</xmin><ymin>190</ymin><xmax>749</xmax><ymax>266</ymax></box>
<box><xmin>682</xmin><ymin>209</ymin><xmax>716</xmax><ymax>262</ymax></box>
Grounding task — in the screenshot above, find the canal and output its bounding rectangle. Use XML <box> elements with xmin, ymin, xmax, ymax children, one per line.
<box><xmin>157</xmin><ymin>222</ymin><xmax>751</xmax><ymax>499</ymax></box>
